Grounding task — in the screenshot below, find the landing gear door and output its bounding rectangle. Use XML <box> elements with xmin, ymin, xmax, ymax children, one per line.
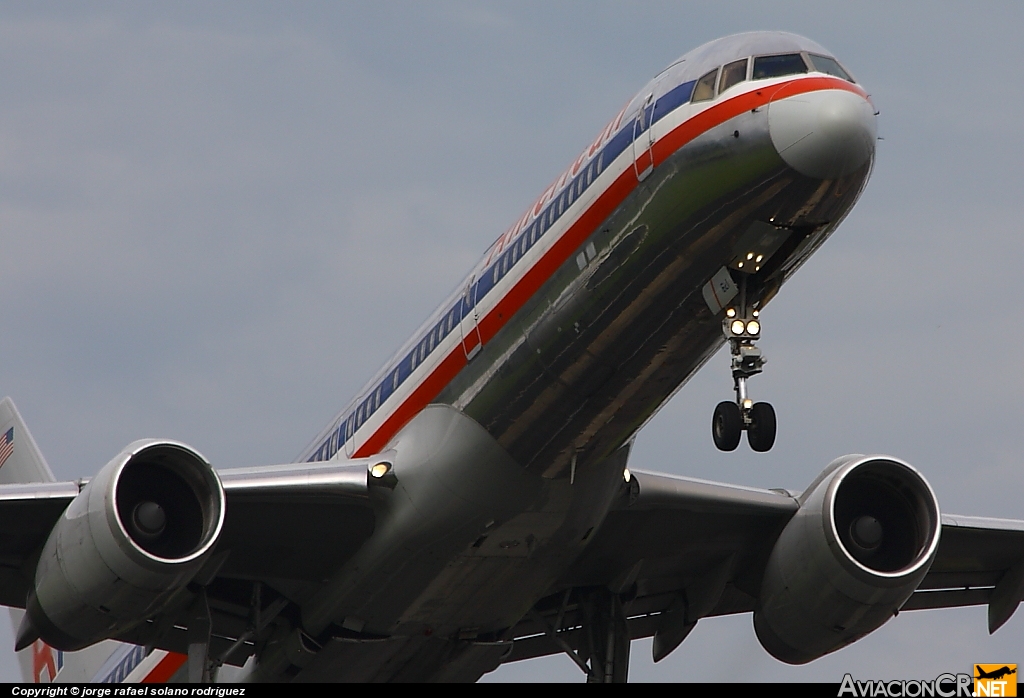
<box><xmin>632</xmin><ymin>92</ymin><xmax>655</xmax><ymax>182</ymax></box>
<box><xmin>460</xmin><ymin>276</ymin><xmax>482</xmax><ymax>361</ymax></box>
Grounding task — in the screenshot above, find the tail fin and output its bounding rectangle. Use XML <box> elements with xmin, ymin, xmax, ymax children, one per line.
<box><xmin>0</xmin><ymin>397</ymin><xmax>55</xmax><ymax>486</ymax></box>
<box><xmin>0</xmin><ymin>397</ymin><xmax>59</xmax><ymax>681</ymax></box>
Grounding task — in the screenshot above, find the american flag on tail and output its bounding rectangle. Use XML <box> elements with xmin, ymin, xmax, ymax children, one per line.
<box><xmin>0</xmin><ymin>427</ymin><xmax>13</xmax><ymax>469</ymax></box>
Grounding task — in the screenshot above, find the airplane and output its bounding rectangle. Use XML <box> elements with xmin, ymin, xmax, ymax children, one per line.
<box><xmin>1</xmin><ymin>30</ymin><xmax>1022</xmax><ymax>683</ymax></box>
<box><xmin>975</xmin><ymin>666</ymin><xmax>1016</xmax><ymax>681</ymax></box>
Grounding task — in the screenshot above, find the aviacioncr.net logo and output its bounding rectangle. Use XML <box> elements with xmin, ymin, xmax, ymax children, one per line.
<box><xmin>838</xmin><ymin>673</ymin><xmax>974</xmax><ymax>697</ymax></box>
<box><xmin>974</xmin><ymin>665</ymin><xmax>1017</xmax><ymax>697</ymax></box>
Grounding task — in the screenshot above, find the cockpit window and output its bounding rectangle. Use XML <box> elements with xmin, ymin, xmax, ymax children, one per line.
<box><xmin>752</xmin><ymin>54</ymin><xmax>808</xmax><ymax>80</ymax></box>
<box><xmin>691</xmin><ymin>68</ymin><xmax>718</xmax><ymax>103</ymax></box>
<box><xmin>719</xmin><ymin>58</ymin><xmax>748</xmax><ymax>94</ymax></box>
<box><xmin>807</xmin><ymin>53</ymin><xmax>854</xmax><ymax>82</ymax></box>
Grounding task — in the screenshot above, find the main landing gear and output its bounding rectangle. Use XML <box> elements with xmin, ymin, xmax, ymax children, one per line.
<box><xmin>712</xmin><ymin>280</ymin><xmax>776</xmax><ymax>452</ymax></box>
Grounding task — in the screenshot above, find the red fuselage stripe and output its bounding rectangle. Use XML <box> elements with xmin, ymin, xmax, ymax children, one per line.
<box><xmin>140</xmin><ymin>652</ymin><xmax>186</xmax><ymax>683</ymax></box>
<box><xmin>353</xmin><ymin>75</ymin><xmax>865</xmax><ymax>457</ymax></box>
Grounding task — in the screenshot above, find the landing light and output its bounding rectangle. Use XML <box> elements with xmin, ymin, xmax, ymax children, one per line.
<box><xmin>370</xmin><ymin>462</ymin><xmax>392</xmax><ymax>479</ymax></box>
<box><xmin>623</xmin><ymin>468</ymin><xmax>631</xmax><ymax>483</ymax></box>
<box><xmin>731</xmin><ymin>320</ymin><xmax>746</xmax><ymax>335</ymax></box>
<box><xmin>726</xmin><ymin>308</ymin><xmax>736</xmax><ymax>318</ymax></box>
<box><xmin>743</xmin><ymin>398</ymin><xmax>753</xmax><ymax>410</ymax></box>
<box><xmin>747</xmin><ymin>253</ymin><xmax>754</xmax><ymax>260</ymax></box>
<box><xmin>746</xmin><ymin>320</ymin><xmax>760</xmax><ymax>335</ymax></box>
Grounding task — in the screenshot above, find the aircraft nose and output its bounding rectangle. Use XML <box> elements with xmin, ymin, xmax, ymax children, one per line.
<box><xmin>768</xmin><ymin>89</ymin><xmax>877</xmax><ymax>179</ymax></box>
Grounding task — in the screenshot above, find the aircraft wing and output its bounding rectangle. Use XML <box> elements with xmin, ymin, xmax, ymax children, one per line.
<box><xmin>0</xmin><ymin>460</ymin><xmax>376</xmax><ymax>666</ymax></box>
<box><xmin>508</xmin><ymin>469</ymin><xmax>1024</xmax><ymax>664</ymax></box>
<box><xmin>2</xmin><ymin>464</ymin><xmax>1021</xmax><ymax>671</ymax></box>
<box><xmin>906</xmin><ymin>514</ymin><xmax>1024</xmax><ymax>632</ymax></box>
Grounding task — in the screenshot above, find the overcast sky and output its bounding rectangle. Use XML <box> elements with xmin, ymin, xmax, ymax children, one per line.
<box><xmin>1</xmin><ymin>0</ymin><xmax>1022</xmax><ymax>684</ymax></box>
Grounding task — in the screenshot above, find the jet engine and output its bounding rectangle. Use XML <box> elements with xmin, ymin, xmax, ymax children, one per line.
<box><xmin>754</xmin><ymin>455</ymin><xmax>941</xmax><ymax>664</ymax></box>
<box><xmin>17</xmin><ymin>439</ymin><xmax>225</xmax><ymax>651</ymax></box>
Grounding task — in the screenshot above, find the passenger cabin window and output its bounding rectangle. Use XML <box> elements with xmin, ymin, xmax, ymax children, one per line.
<box><xmin>752</xmin><ymin>54</ymin><xmax>808</xmax><ymax>80</ymax></box>
<box><xmin>692</xmin><ymin>68</ymin><xmax>718</xmax><ymax>102</ymax></box>
<box><xmin>807</xmin><ymin>54</ymin><xmax>854</xmax><ymax>82</ymax></box>
<box><xmin>719</xmin><ymin>58</ymin><xmax>748</xmax><ymax>93</ymax></box>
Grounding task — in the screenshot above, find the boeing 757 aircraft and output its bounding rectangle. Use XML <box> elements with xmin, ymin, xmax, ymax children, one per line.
<box><xmin>2</xmin><ymin>31</ymin><xmax>1023</xmax><ymax>683</ymax></box>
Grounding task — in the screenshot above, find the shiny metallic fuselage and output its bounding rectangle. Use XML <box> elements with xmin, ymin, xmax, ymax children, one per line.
<box><xmin>289</xmin><ymin>32</ymin><xmax>876</xmax><ymax>681</ymax></box>
<box><xmin>446</xmin><ymin>106</ymin><xmax>869</xmax><ymax>479</ymax></box>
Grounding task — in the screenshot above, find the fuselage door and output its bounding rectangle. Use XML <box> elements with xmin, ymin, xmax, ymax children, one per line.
<box><xmin>632</xmin><ymin>92</ymin><xmax>655</xmax><ymax>181</ymax></box>
<box><xmin>460</xmin><ymin>276</ymin><xmax>482</xmax><ymax>361</ymax></box>
<box><xmin>343</xmin><ymin>412</ymin><xmax>355</xmax><ymax>458</ymax></box>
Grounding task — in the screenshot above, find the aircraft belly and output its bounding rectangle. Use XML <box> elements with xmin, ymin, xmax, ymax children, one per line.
<box><xmin>280</xmin><ymin>425</ymin><xmax>632</xmax><ymax>682</ymax></box>
<box><xmin>292</xmin><ymin>634</ymin><xmax>512</xmax><ymax>683</ymax></box>
<box><xmin>392</xmin><ymin>444</ymin><xmax>632</xmax><ymax>635</ymax></box>
<box><xmin>441</xmin><ymin>109</ymin><xmax>871</xmax><ymax>480</ymax></box>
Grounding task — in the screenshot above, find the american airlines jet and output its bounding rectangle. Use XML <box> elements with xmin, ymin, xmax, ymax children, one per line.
<box><xmin>2</xmin><ymin>31</ymin><xmax>1022</xmax><ymax>684</ymax></box>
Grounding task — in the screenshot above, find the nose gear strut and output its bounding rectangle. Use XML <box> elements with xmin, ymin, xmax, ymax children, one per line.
<box><xmin>712</xmin><ymin>275</ymin><xmax>776</xmax><ymax>452</ymax></box>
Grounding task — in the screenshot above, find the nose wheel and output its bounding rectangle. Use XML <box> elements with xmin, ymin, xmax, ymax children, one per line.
<box><xmin>712</xmin><ymin>289</ymin><xmax>776</xmax><ymax>452</ymax></box>
<box><xmin>747</xmin><ymin>401</ymin><xmax>776</xmax><ymax>452</ymax></box>
<box><xmin>712</xmin><ymin>401</ymin><xmax>742</xmax><ymax>451</ymax></box>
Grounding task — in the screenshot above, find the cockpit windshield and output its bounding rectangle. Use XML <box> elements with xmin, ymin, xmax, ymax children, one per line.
<box><xmin>807</xmin><ymin>53</ymin><xmax>854</xmax><ymax>82</ymax></box>
<box><xmin>719</xmin><ymin>58</ymin><xmax>748</xmax><ymax>94</ymax></box>
<box><xmin>752</xmin><ymin>54</ymin><xmax>808</xmax><ymax>80</ymax></box>
<box><xmin>692</xmin><ymin>68</ymin><xmax>718</xmax><ymax>103</ymax></box>
<box><xmin>689</xmin><ymin>48</ymin><xmax>851</xmax><ymax>106</ymax></box>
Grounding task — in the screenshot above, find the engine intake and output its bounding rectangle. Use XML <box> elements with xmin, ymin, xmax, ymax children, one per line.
<box><xmin>754</xmin><ymin>455</ymin><xmax>940</xmax><ymax>664</ymax></box>
<box><xmin>18</xmin><ymin>440</ymin><xmax>225</xmax><ymax>651</ymax></box>
<box><xmin>115</xmin><ymin>444</ymin><xmax>218</xmax><ymax>560</ymax></box>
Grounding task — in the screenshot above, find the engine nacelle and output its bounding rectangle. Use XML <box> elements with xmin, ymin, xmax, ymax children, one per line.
<box><xmin>19</xmin><ymin>439</ymin><xmax>225</xmax><ymax>651</ymax></box>
<box><xmin>754</xmin><ymin>455</ymin><xmax>940</xmax><ymax>664</ymax></box>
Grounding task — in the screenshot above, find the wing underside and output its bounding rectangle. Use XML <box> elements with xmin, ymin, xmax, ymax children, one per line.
<box><xmin>0</xmin><ymin>461</ymin><xmax>377</xmax><ymax>668</ymax></box>
<box><xmin>503</xmin><ymin>471</ymin><xmax>1024</xmax><ymax>664</ymax></box>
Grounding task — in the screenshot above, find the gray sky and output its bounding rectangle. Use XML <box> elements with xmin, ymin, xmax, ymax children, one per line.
<box><xmin>1</xmin><ymin>0</ymin><xmax>1022</xmax><ymax>683</ymax></box>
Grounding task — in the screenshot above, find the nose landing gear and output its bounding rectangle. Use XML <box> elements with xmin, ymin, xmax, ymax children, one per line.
<box><xmin>712</xmin><ymin>292</ymin><xmax>776</xmax><ymax>452</ymax></box>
